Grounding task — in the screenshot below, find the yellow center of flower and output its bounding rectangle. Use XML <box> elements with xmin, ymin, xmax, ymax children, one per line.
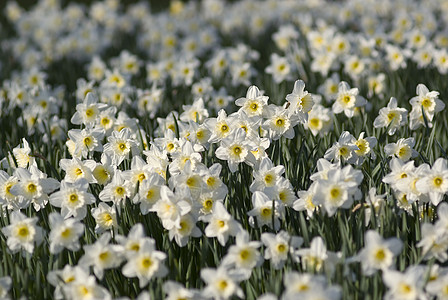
<box><xmin>141</xmin><ymin>257</ymin><xmax>153</xmax><ymax>269</ymax></box>
<box><xmin>276</xmin><ymin>243</ymin><xmax>287</xmax><ymax>253</ymax></box>
<box><xmin>115</xmin><ymin>187</ymin><xmax>125</xmax><ymax>196</ymax></box>
<box><xmin>83</xmin><ymin>137</ymin><xmax>92</xmax><ymax>147</ymax></box>
<box><xmin>17</xmin><ymin>225</ymin><xmax>29</xmax><ymax>237</ymax></box>
<box><xmin>240</xmin><ymin>249</ymin><xmax>250</xmax><ymax>260</ymax></box>
<box><xmin>186</xmin><ymin>177</ymin><xmax>197</xmax><ymax>187</ymax></box>
<box><xmin>422</xmin><ymin>98</ymin><xmax>432</xmax><ymax>109</ymax></box>
<box><xmin>206</xmin><ymin>177</ymin><xmax>216</xmax><ymax>187</ymax></box>
<box><xmin>275</xmin><ymin>118</ymin><xmax>284</xmax><ymax>126</ymax></box>
<box><xmin>399</xmin><ymin>283</ymin><xmax>412</xmax><ymax>294</ymax></box>
<box><xmin>203</xmin><ymin>199</ymin><xmax>213</xmax><ymax>210</ymax></box>
<box><xmin>387</xmin><ymin>112</ymin><xmax>397</xmax><ymax>122</ymax></box>
<box><xmin>85</xmin><ymin>108</ymin><xmax>94</xmax><ymax>117</ymax></box>
<box><xmin>130</xmin><ymin>243</ymin><xmax>140</xmax><ymax>252</ymax></box>
<box><xmin>398</xmin><ymin>146</ymin><xmax>409</xmax><ymax>158</ymax></box>
<box><xmin>434</xmin><ymin>177</ymin><xmax>443</xmax><ymax>187</ymax></box>
<box><xmin>118</xmin><ymin>143</ymin><xmax>127</xmax><ymax>151</ymax></box>
<box><xmin>375</xmin><ymin>248</ymin><xmax>386</xmax><ymax>261</ymax></box>
<box><xmin>167</xmin><ymin>143</ymin><xmax>175</xmax><ymax>151</ymax></box>
<box><xmin>101</xmin><ymin>117</ymin><xmax>110</xmax><ymax>126</ymax></box>
<box><xmin>330</xmin><ymin>188</ymin><xmax>341</xmax><ymax>199</ymax></box>
<box><xmin>79</xmin><ymin>286</ymin><xmax>90</xmax><ymax>296</ymax></box>
<box><xmin>217</xmin><ymin>280</ymin><xmax>228</xmax><ymax>291</ymax></box>
<box><xmin>261</xmin><ymin>207</ymin><xmax>272</xmax><ymax>217</ymax></box>
<box><xmin>27</xmin><ymin>183</ymin><xmax>36</xmax><ymax>193</ymax></box>
<box><xmin>75</xmin><ymin>168</ymin><xmax>83</xmax><ymax>176</ymax></box>
<box><xmin>99</xmin><ymin>251</ymin><xmax>109</xmax><ymax>261</ymax></box>
<box><xmin>343</xmin><ymin>95</ymin><xmax>351</xmax><ymax>104</ymax></box>
<box><xmin>355</xmin><ymin>140</ymin><xmax>368</xmax><ymax>155</ymax></box>
<box><xmin>218</xmin><ymin>220</ymin><xmax>226</xmax><ymax>228</ymax></box>
<box><xmin>102</xmin><ymin>213</ymin><xmax>113</xmax><ymax>223</ymax></box>
<box><xmin>61</xmin><ymin>228</ymin><xmax>72</xmax><ymax>238</ymax></box>
<box><xmin>69</xmin><ymin>193</ymin><xmax>78</xmax><ymax>203</ymax></box>
<box><xmin>138</xmin><ymin>173</ymin><xmax>146</xmax><ymax>182</ymax></box>
<box><xmin>309</xmin><ymin>118</ymin><xmax>321</xmax><ymax>130</ymax></box>
<box><xmin>264</xmin><ymin>174</ymin><xmax>274</xmax><ymax>185</ymax></box>
<box><xmin>338</xmin><ymin>146</ymin><xmax>348</xmax><ymax>157</ymax></box>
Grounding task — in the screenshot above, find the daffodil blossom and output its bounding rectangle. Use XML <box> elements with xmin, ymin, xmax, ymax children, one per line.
<box><xmin>1</xmin><ymin>210</ymin><xmax>44</xmax><ymax>254</ymax></box>
<box><xmin>49</xmin><ymin>179</ymin><xmax>95</xmax><ymax>220</ymax></box>
<box><xmin>353</xmin><ymin>230</ymin><xmax>403</xmax><ymax>276</ymax></box>
<box><xmin>121</xmin><ymin>238</ymin><xmax>168</xmax><ymax>288</ymax></box>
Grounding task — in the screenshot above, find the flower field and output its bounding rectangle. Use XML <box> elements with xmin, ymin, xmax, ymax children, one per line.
<box><xmin>1</xmin><ymin>0</ymin><xmax>448</xmax><ymax>299</ymax></box>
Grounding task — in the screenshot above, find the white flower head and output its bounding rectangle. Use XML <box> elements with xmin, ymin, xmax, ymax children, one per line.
<box><xmin>373</xmin><ymin>97</ymin><xmax>408</xmax><ymax>135</ymax></box>
<box><xmin>354</xmin><ymin>230</ymin><xmax>403</xmax><ymax>276</ymax></box>
<box><xmin>48</xmin><ymin>212</ymin><xmax>85</xmax><ymax>254</ymax></box>
<box><xmin>384</xmin><ymin>137</ymin><xmax>418</xmax><ymax>162</ymax></box>
<box><xmin>122</xmin><ymin>238</ymin><xmax>168</xmax><ymax>287</ymax></box>
<box><xmin>1</xmin><ymin>210</ymin><xmax>44</xmax><ymax>254</ymax></box>
<box><xmin>234</xmin><ymin>85</ymin><xmax>268</xmax><ymax>118</ymax></box>
<box><xmin>261</xmin><ymin>230</ymin><xmax>303</xmax><ymax>269</ymax></box>
<box><xmin>332</xmin><ymin>81</ymin><xmax>366</xmax><ymax>118</ymax></box>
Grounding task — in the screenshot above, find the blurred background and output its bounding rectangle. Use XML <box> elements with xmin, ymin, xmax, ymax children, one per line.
<box><xmin>0</xmin><ymin>0</ymin><xmax>172</xmax><ymax>12</ymax></box>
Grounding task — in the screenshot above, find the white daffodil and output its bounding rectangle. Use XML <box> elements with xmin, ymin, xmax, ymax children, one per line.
<box><xmin>91</xmin><ymin>202</ymin><xmax>118</xmax><ymax>234</ymax></box>
<box><xmin>47</xmin><ymin>265</ymin><xmax>90</xmax><ymax>300</ymax></box>
<box><xmin>332</xmin><ymin>81</ymin><xmax>366</xmax><ymax>118</ymax></box>
<box><xmin>261</xmin><ymin>230</ymin><xmax>303</xmax><ymax>269</ymax></box>
<box><xmin>215</xmin><ymin>128</ymin><xmax>256</xmax><ymax>173</ymax></box>
<box><xmin>353</xmin><ymin>230</ymin><xmax>403</xmax><ymax>276</ymax></box>
<box><xmin>103</xmin><ymin>128</ymin><xmax>139</xmax><ymax>166</ymax></box>
<box><xmin>99</xmin><ymin>170</ymin><xmax>132</xmax><ymax>206</ymax></box>
<box><xmin>121</xmin><ymin>238</ymin><xmax>168</xmax><ymax>288</ymax></box>
<box><xmin>59</xmin><ymin>157</ymin><xmax>97</xmax><ymax>184</ymax></box>
<box><xmin>234</xmin><ymin>85</ymin><xmax>268</xmax><ymax>118</ymax></box>
<box><xmin>384</xmin><ymin>137</ymin><xmax>418</xmax><ymax>162</ymax></box>
<box><xmin>201</xmin><ymin>265</ymin><xmax>245</xmax><ymax>300</ymax></box>
<box><xmin>167</xmin><ymin>213</ymin><xmax>202</xmax><ymax>247</ymax></box>
<box><xmin>79</xmin><ymin>232</ymin><xmax>124</xmax><ymax>279</ymax></box>
<box><xmin>133</xmin><ymin>172</ymin><xmax>165</xmax><ymax>215</ymax></box>
<box><xmin>49</xmin><ymin>179</ymin><xmax>95</xmax><ymax>220</ymax></box>
<box><xmin>1</xmin><ymin>210</ymin><xmax>43</xmax><ymax>254</ymax></box>
<box><xmin>70</xmin><ymin>92</ymin><xmax>107</xmax><ymax>126</ymax></box>
<box><xmin>373</xmin><ymin>97</ymin><xmax>408</xmax><ymax>135</ymax></box>
<box><xmin>324</xmin><ymin>131</ymin><xmax>359</xmax><ymax>164</ymax></box>
<box><xmin>221</xmin><ymin>230</ymin><xmax>262</xmax><ymax>279</ymax></box>
<box><xmin>247</xmin><ymin>191</ymin><xmax>284</xmax><ymax>230</ymax></box>
<box><xmin>48</xmin><ymin>212</ymin><xmax>84</xmax><ymax>254</ymax></box>
<box><xmin>262</xmin><ymin>104</ymin><xmax>299</xmax><ymax>140</ymax></box>
<box><xmin>415</xmin><ymin>158</ymin><xmax>448</xmax><ymax>205</ymax></box>
<box><xmin>285</xmin><ymin>79</ymin><xmax>314</xmax><ymax>122</ymax></box>
<box><xmin>150</xmin><ymin>186</ymin><xmax>191</xmax><ymax>230</ymax></box>
<box><xmin>203</xmin><ymin>201</ymin><xmax>242</xmax><ymax>246</ymax></box>
<box><xmin>383</xmin><ymin>265</ymin><xmax>426</xmax><ymax>300</ymax></box>
<box><xmin>11</xmin><ymin>166</ymin><xmax>60</xmax><ymax>210</ymax></box>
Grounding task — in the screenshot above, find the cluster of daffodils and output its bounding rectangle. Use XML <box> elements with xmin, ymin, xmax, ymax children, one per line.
<box><xmin>1</xmin><ymin>0</ymin><xmax>448</xmax><ymax>299</ymax></box>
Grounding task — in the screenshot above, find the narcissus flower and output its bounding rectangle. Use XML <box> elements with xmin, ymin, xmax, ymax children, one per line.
<box><xmin>353</xmin><ymin>230</ymin><xmax>403</xmax><ymax>276</ymax></box>
<box><xmin>48</xmin><ymin>212</ymin><xmax>85</xmax><ymax>254</ymax></box>
<box><xmin>79</xmin><ymin>232</ymin><xmax>124</xmax><ymax>279</ymax></box>
<box><xmin>332</xmin><ymin>81</ymin><xmax>366</xmax><ymax>118</ymax></box>
<box><xmin>203</xmin><ymin>201</ymin><xmax>242</xmax><ymax>246</ymax></box>
<box><xmin>373</xmin><ymin>97</ymin><xmax>408</xmax><ymax>135</ymax></box>
<box><xmin>49</xmin><ymin>179</ymin><xmax>95</xmax><ymax>220</ymax></box>
<box><xmin>215</xmin><ymin>128</ymin><xmax>256</xmax><ymax>173</ymax></box>
<box><xmin>234</xmin><ymin>85</ymin><xmax>268</xmax><ymax>118</ymax></box>
<box><xmin>122</xmin><ymin>238</ymin><xmax>168</xmax><ymax>287</ymax></box>
<box><xmin>1</xmin><ymin>210</ymin><xmax>44</xmax><ymax>254</ymax></box>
